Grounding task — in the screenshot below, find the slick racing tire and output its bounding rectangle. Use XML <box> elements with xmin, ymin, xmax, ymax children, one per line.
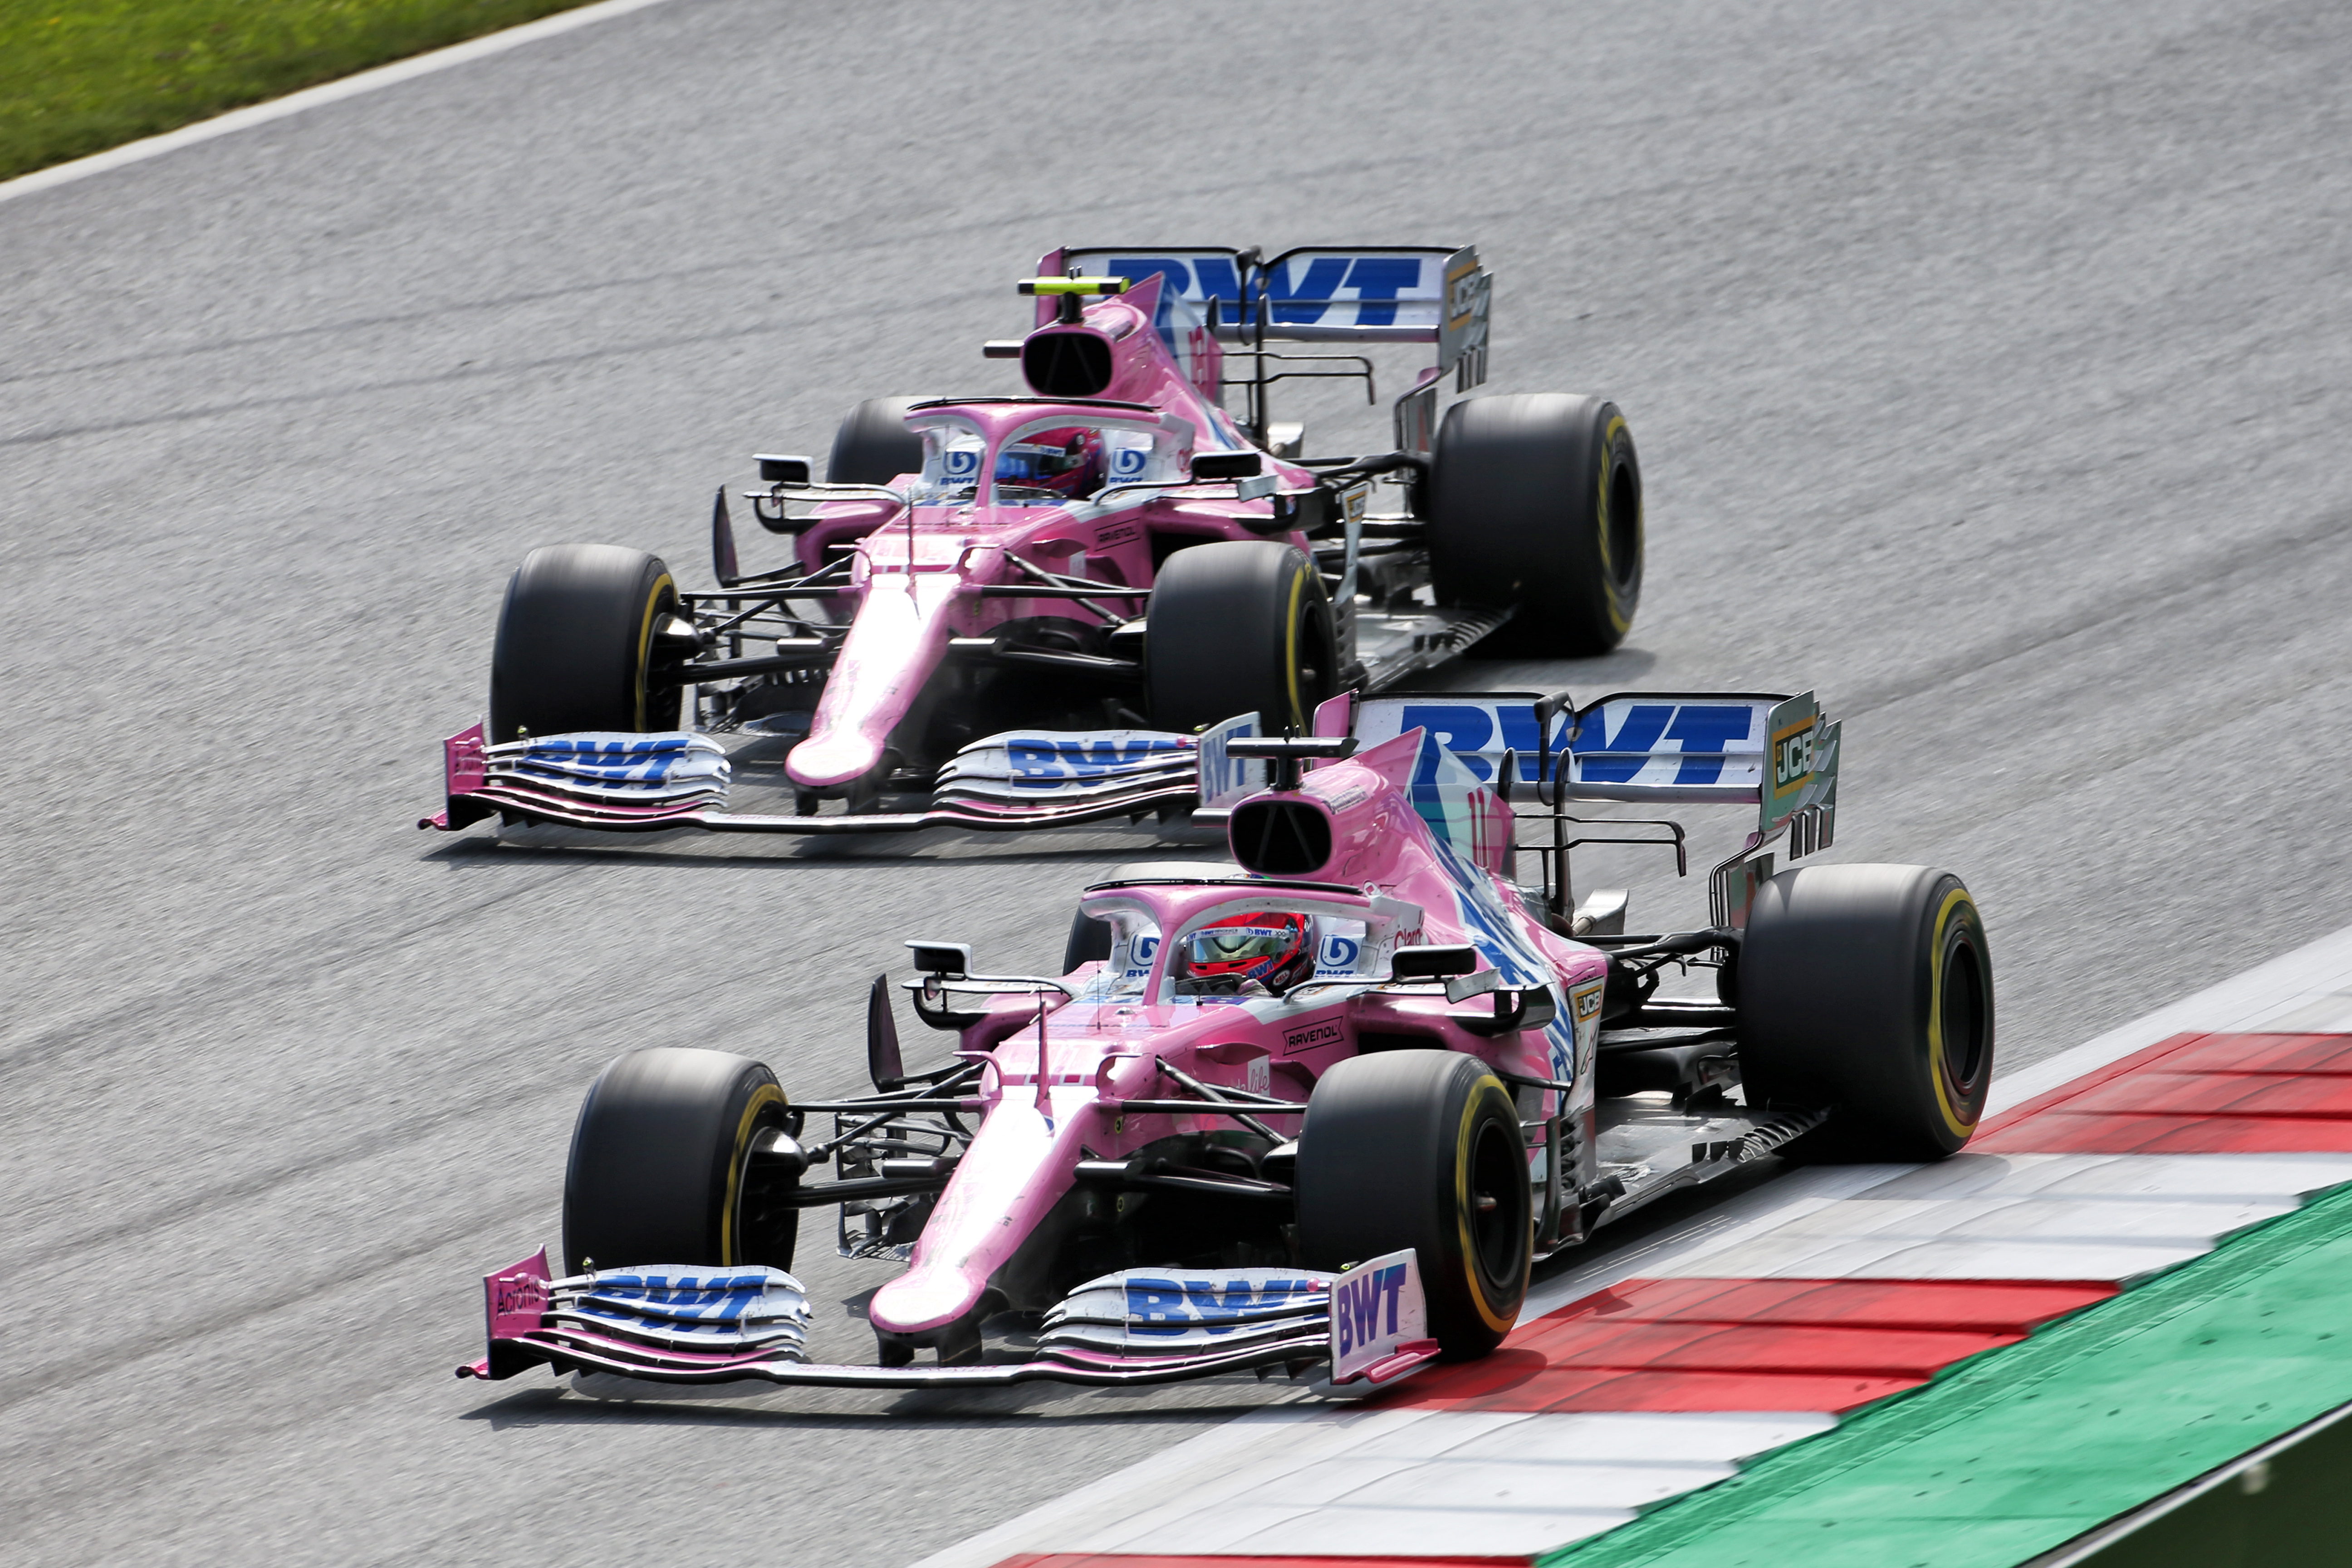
<box><xmin>1427</xmin><ymin>392</ymin><xmax>1642</xmax><ymax>657</ymax></box>
<box><xmin>1737</xmin><ymin>864</ymin><xmax>1995</xmax><ymax>1161</ymax></box>
<box><xmin>487</xmin><ymin>544</ymin><xmax>681</xmax><ymax>743</ymax></box>
<box><xmin>563</xmin><ymin>1047</ymin><xmax>800</xmax><ymax>1275</ymax></box>
<box><xmin>1145</xmin><ymin>540</ymin><xmax>1336</xmax><ymax>735</ymax></box>
<box><xmin>1295</xmin><ymin>1050</ymin><xmax>1532</xmax><ymax>1361</ymax></box>
<box><xmin>828</xmin><ymin>396</ymin><xmax>930</xmax><ymax>485</ymax></box>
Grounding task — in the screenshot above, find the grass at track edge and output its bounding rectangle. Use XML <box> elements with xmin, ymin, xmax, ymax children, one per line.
<box><xmin>1542</xmin><ymin>1180</ymin><xmax>2352</xmax><ymax>1568</ymax></box>
<box><xmin>0</xmin><ymin>1</ymin><xmax>601</xmax><ymax>182</ymax></box>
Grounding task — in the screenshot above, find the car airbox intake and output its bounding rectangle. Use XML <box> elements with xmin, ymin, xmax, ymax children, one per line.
<box><xmin>1228</xmin><ymin>798</ymin><xmax>1335</xmax><ymax>877</ymax></box>
<box><xmin>1022</xmin><ymin>330</ymin><xmax>1115</xmax><ymax>399</ymax></box>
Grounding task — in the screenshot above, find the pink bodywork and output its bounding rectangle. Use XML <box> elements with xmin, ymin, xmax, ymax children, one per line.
<box><xmin>866</xmin><ymin>723</ymin><xmax>1609</xmax><ymax>1340</ymax></box>
<box><xmin>781</xmin><ymin>271</ymin><xmax>1315</xmax><ymax>791</ymax></box>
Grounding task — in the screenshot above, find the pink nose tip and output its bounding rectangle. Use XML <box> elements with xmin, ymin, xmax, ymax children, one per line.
<box><xmin>787</xmin><ymin>730</ymin><xmax>885</xmax><ymax>789</ymax></box>
<box><xmin>870</xmin><ymin>1264</ymin><xmax>984</xmax><ymax>1334</ymax></box>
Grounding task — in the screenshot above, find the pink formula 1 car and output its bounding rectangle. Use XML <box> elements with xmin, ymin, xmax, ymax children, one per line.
<box><xmin>458</xmin><ymin>688</ymin><xmax>1996</xmax><ymax>1390</ymax></box>
<box><xmin>421</xmin><ymin>245</ymin><xmax>1651</xmax><ymax>837</ymax></box>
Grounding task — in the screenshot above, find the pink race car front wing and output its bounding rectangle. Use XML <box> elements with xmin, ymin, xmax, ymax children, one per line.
<box><xmin>457</xmin><ymin>1249</ymin><xmax>1439</xmax><ymax>1392</ymax></box>
<box><xmin>417</xmin><ymin>717</ymin><xmax>1263</xmax><ymax>838</ymax></box>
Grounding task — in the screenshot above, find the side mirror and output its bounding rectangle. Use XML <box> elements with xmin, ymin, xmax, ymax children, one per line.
<box><xmin>866</xmin><ymin>974</ymin><xmax>906</xmax><ymax>1092</ymax></box>
<box><xmin>1392</xmin><ymin>944</ymin><xmax>1480</xmax><ymax>981</ymax></box>
<box><xmin>711</xmin><ymin>488</ymin><xmax>741</xmax><ymax>588</ymax></box>
<box><xmin>906</xmin><ymin>940</ymin><xmax>973</xmax><ymax>977</ymax></box>
<box><xmin>1191</xmin><ymin>451</ymin><xmax>1264</xmax><ymax>481</ymax></box>
<box><xmin>756</xmin><ymin>453</ymin><xmax>813</xmax><ymax>486</ymax></box>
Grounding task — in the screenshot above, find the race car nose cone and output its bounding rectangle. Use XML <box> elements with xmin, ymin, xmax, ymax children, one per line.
<box><xmin>870</xmin><ymin>1263</ymin><xmax>984</xmax><ymax>1335</ymax></box>
<box><xmin>787</xmin><ymin>730</ymin><xmax>884</xmax><ymax>789</ymax></box>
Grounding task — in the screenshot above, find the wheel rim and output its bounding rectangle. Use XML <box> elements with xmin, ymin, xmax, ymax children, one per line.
<box><xmin>1465</xmin><ymin>1111</ymin><xmax>1527</xmax><ymax>1295</ymax></box>
<box><xmin>1940</xmin><ymin>935</ymin><xmax>1990</xmax><ymax>1094</ymax></box>
<box><xmin>1604</xmin><ymin>460</ymin><xmax>1641</xmax><ymax>592</ymax></box>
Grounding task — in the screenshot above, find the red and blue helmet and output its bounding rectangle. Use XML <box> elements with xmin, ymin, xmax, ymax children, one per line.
<box><xmin>1178</xmin><ymin>911</ymin><xmax>1315</xmax><ymax>993</ymax></box>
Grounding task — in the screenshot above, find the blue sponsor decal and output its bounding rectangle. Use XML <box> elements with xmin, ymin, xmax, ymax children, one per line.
<box><xmin>943</xmin><ymin>446</ymin><xmax>981</xmax><ymax>481</ymax></box>
<box><xmin>1569</xmin><ymin>703</ymin><xmax>1756</xmax><ymax>785</ymax></box>
<box><xmin>1329</xmin><ymin>1263</ymin><xmax>1408</xmax><ymax>1359</ymax></box>
<box><xmin>1008</xmin><ymin>735</ymin><xmax>1188</xmax><ymax>790</ymax></box>
<box><xmin>1110</xmin><ymin>445</ymin><xmax>1148</xmax><ymax>479</ymax></box>
<box><xmin>1123</xmin><ymin>1276</ymin><xmax>1319</xmax><ymax>1336</ymax></box>
<box><xmin>1106</xmin><ymin>255</ymin><xmax>1246</xmax><ymax>344</ymax></box>
<box><xmin>1394</xmin><ymin>701</ymin><xmax>1556</xmax><ymax>798</ymax></box>
<box><xmin>1319</xmin><ymin>934</ymin><xmax>1361</xmax><ymax>970</ymax></box>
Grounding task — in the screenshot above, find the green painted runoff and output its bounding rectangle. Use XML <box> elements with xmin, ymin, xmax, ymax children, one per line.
<box><xmin>1547</xmin><ymin>1180</ymin><xmax>2352</xmax><ymax>1568</ymax></box>
<box><xmin>0</xmin><ymin>0</ymin><xmax>597</xmax><ymax>182</ymax></box>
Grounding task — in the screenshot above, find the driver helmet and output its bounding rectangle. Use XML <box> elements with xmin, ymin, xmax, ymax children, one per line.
<box><xmin>994</xmin><ymin>427</ymin><xmax>1105</xmax><ymax>499</ymax></box>
<box><xmin>1181</xmin><ymin>911</ymin><xmax>1315</xmax><ymax>993</ymax></box>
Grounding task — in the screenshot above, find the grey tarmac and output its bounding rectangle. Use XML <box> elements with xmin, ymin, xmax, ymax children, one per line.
<box><xmin>3</xmin><ymin>0</ymin><xmax>2350</xmax><ymax>1563</ymax></box>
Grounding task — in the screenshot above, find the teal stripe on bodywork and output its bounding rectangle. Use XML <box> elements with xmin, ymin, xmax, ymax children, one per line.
<box><xmin>1544</xmin><ymin>1180</ymin><xmax>2352</xmax><ymax>1568</ymax></box>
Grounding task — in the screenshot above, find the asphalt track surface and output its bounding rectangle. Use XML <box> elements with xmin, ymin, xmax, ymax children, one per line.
<box><xmin>4</xmin><ymin>1</ymin><xmax>2349</xmax><ymax>1563</ymax></box>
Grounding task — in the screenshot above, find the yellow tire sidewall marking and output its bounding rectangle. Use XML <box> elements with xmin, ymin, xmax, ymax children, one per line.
<box><xmin>1453</xmin><ymin>1073</ymin><xmax>1523</xmax><ymax>1333</ymax></box>
<box><xmin>632</xmin><ymin>570</ymin><xmax>676</xmax><ymax>730</ymax></box>
<box><xmin>1283</xmin><ymin>563</ymin><xmax>1308</xmax><ymax>730</ymax></box>
<box><xmin>1926</xmin><ymin>887</ymin><xmax>1981</xmax><ymax>1141</ymax></box>
<box><xmin>720</xmin><ymin>1081</ymin><xmax>785</xmax><ymax>1264</ymax></box>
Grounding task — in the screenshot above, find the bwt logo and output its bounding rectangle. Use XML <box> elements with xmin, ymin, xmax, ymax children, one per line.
<box><xmin>1009</xmin><ymin>736</ymin><xmax>1184</xmax><ymax>789</ymax></box>
<box><xmin>1574</xmin><ymin>704</ymin><xmax>1758</xmax><ymax>787</ymax></box>
<box><xmin>942</xmin><ymin>447</ymin><xmax>981</xmax><ymax>480</ymax></box>
<box><xmin>1107</xmin><ymin>255</ymin><xmax>1432</xmax><ymax>328</ymax></box>
<box><xmin>1331</xmin><ymin>1263</ymin><xmax>1410</xmax><ymax>1358</ymax></box>
<box><xmin>1773</xmin><ymin>726</ymin><xmax>1815</xmax><ymax>790</ymax></box>
<box><xmin>1111</xmin><ymin>446</ymin><xmax>1149</xmax><ymax>478</ymax></box>
<box><xmin>1124</xmin><ymin>1277</ymin><xmax>1317</xmax><ymax>1335</ymax></box>
<box><xmin>1318</xmin><ymin>934</ymin><xmax>1361</xmax><ymax>970</ymax></box>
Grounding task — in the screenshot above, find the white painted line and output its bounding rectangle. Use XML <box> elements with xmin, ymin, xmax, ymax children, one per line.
<box><xmin>0</xmin><ymin>0</ymin><xmax>682</xmax><ymax>210</ymax></box>
<box><xmin>1987</xmin><ymin>921</ymin><xmax>2352</xmax><ymax>1115</ymax></box>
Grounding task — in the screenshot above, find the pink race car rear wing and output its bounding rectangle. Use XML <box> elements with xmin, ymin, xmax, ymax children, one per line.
<box><xmin>457</xmin><ymin>1247</ymin><xmax>1436</xmax><ymax>1392</ymax></box>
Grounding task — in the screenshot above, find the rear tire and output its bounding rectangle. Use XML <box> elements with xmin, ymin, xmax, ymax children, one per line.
<box><xmin>487</xmin><ymin>544</ymin><xmax>681</xmax><ymax>743</ymax></box>
<box><xmin>1428</xmin><ymin>392</ymin><xmax>1642</xmax><ymax>657</ymax></box>
<box><xmin>1145</xmin><ymin>540</ymin><xmax>1335</xmax><ymax>734</ymax></box>
<box><xmin>828</xmin><ymin>397</ymin><xmax>929</xmax><ymax>485</ymax></box>
<box><xmin>1738</xmin><ymin>864</ymin><xmax>1994</xmax><ymax>1161</ymax></box>
<box><xmin>562</xmin><ymin>1047</ymin><xmax>799</xmax><ymax>1274</ymax></box>
<box><xmin>1296</xmin><ymin>1051</ymin><xmax>1531</xmax><ymax>1360</ymax></box>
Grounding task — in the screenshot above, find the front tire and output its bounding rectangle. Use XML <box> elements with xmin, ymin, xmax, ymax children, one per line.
<box><xmin>1296</xmin><ymin>1051</ymin><xmax>1531</xmax><ymax>1360</ymax></box>
<box><xmin>1428</xmin><ymin>392</ymin><xmax>1642</xmax><ymax>657</ymax></box>
<box><xmin>828</xmin><ymin>396</ymin><xmax>929</xmax><ymax>485</ymax></box>
<box><xmin>488</xmin><ymin>544</ymin><xmax>680</xmax><ymax>743</ymax></box>
<box><xmin>562</xmin><ymin>1047</ymin><xmax>799</xmax><ymax>1275</ymax></box>
<box><xmin>1738</xmin><ymin>864</ymin><xmax>1995</xmax><ymax>1161</ymax></box>
<box><xmin>1145</xmin><ymin>539</ymin><xmax>1335</xmax><ymax>734</ymax></box>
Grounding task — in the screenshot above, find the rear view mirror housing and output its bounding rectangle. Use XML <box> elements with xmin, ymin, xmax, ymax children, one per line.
<box><xmin>906</xmin><ymin>941</ymin><xmax>973</xmax><ymax>977</ymax></box>
<box><xmin>1191</xmin><ymin>451</ymin><xmax>1264</xmax><ymax>481</ymax></box>
<box><xmin>1391</xmin><ymin>944</ymin><xmax>1480</xmax><ymax>981</ymax></box>
<box><xmin>756</xmin><ymin>453</ymin><xmax>813</xmax><ymax>486</ymax></box>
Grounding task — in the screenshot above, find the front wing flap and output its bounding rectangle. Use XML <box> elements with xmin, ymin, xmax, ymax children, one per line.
<box><xmin>457</xmin><ymin>1249</ymin><xmax>1434</xmax><ymax>1391</ymax></box>
<box><xmin>419</xmin><ymin>715</ymin><xmax>1265</xmax><ymax>838</ymax></box>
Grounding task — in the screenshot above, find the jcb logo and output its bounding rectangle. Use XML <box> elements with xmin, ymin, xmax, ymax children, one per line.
<box><xmin>1773</xmin><ymin>728</ymin><xmax>1814</xmax><ymax>790</ymax></box>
